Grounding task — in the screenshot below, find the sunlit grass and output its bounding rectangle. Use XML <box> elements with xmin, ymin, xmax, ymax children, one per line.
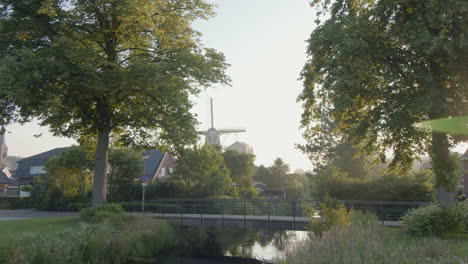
<box><xmin>285</xmin><ymin>218</ymin><xmax>468</xmax><ymax>264</ymax></box>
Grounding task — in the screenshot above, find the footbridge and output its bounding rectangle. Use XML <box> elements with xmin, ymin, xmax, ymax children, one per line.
<box><xmin>124</xmin><ymin>199</ymin><xmax>429</xmax><ymax>230</ymax></box>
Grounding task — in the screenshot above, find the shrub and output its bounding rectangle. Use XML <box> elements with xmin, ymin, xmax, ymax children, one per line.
<box><xmin>307</xmin><ymin>196</ymin><xmax>352</xmax><ymax>237</ymax></box>
<box><xmin>401</xmin><ymin>203</ymin><xmax>468</xmax><ymax>237</ymax></box>
<box><xmin>80</xmin><ymin>203</ymin><xmax>130</xmax><ymax>223</ymax></box>
<box><xmin>0</xmin><ymin>197</ymin><xmax>33</xmax><ymax>209</ymax></box>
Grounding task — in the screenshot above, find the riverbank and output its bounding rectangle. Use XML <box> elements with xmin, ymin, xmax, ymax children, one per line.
<box><xmin>285</xmin><ymin>221</ymin><xmax>468</xmax><ymax>264</ymax></box>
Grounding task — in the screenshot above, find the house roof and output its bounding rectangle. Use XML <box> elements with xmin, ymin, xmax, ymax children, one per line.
<box><xmin>15</xmin><ymin>147</ymin><xmax>70</xmax><ymax>178</ymax></box>
<box><xmin>142</xmin><ymin>149</ymin><xmax>165</xmax><ymax>180</ymax></box>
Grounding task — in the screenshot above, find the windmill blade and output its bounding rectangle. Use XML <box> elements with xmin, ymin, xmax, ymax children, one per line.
<box><xmin>196</xmin><ymin>131</ymin><xmax>208</xmax><ymax>135</ymax></box>
<box><xmin>218</xmin><ymin>128</ymin><xmax>246</xmax><ymax>134</ymax></box>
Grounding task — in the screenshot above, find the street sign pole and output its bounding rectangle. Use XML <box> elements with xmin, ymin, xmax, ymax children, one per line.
<box><xmin>141</xmin><ymin>182</ymin><xmax>147</xmax><ymax>212</ymax></box>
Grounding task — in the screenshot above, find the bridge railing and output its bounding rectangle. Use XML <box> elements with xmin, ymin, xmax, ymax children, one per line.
<box><xmin>122</xmin><ymin>199</ymin><xmax>430</xmax><ymax>222</ymax></box>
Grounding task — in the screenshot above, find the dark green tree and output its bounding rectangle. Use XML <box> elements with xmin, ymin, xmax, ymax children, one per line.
<box><xmin>0</xmin><ymin>0</ymin><xmax>229</xmax><ymax>206</ymax></box>
<box><xmin>253</xmin><ymin>165</ymin><xmax>272</xmax><ymax>186</ymax></box>
<box><xmin>222</xmin><ymin>150</ymin><xmax>257</xmax><ymax>198</ymax></box>
<box><xmin>269</xmin><ymin>158</ymin><xmax>290</xmax><ymax>189</ymax></box>
<box><xmin>173</xmin><ymin>145</ymin><xmax>233</xmax><ymax>198</ymax></box>
<box><xmin>108</xmin><ymin>149</ymin><xmax>143</xmax><ymax>202</ymax></box>
<box><xmin>300</xmin><ymin>0</ymin><xmax>467</xmax><ymax>206</ymax></box>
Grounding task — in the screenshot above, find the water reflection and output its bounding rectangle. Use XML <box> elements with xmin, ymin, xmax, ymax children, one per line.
<box><xmin>167</xmin><ymin>227</ymin><xmax>308</xmax><ymax>263</ymax></box>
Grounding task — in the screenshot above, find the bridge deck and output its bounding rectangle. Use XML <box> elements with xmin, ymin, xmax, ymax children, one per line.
<box><xmin>145</xmin><ymin>213</ymin><xmax>400</xmax><ymax>230</ymax></box>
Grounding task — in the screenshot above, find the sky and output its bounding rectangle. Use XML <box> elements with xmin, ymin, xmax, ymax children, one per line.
<box><xmin>5</xmin><ymin>0</ymin><xmax>317</xmax><ymax>171</ymax></box>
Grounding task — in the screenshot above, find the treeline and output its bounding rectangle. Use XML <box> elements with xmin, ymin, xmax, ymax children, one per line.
<box><xmin>29</xmin><ymin>145</ymin><xmax>264</xmax><ymax>210</ymax></box>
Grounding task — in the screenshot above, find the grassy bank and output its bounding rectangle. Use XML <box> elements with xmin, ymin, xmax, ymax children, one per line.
<box><xmin>1</xmin><ymin>206</ymin><xmax>177</xmax><ymax>264</ymax></box>
<box><xmin>0</xmin><ymin>217</ymin><xmax>79</xmax><ymax>249</ymax></box>
<box><xmin>284</xmin><ymin>219</ymin><xmax>468</xmax><ymax>264</ymax></box>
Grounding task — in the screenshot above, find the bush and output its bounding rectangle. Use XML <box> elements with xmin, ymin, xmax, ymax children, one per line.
<box><xmin>80</xmin><ymin>203</ymin><xmax>130</xmax><ymax>223</ymax></box>
<box><xmin>401</xmin><ymin>203</ymin><xmax>468</xmax><ymax>237</ymax></box>
<box><xmin>307</xmin><ymin>196</ymin><xmax>352</xmax><ymax>237</ymax></box>
<box><xmin>310</xmin><ymin>166</ymin><xmax>434</xmax><ymax>201</ymax></box>
<box><xmin>0</xmin><ymin>197</ymin><xmax>33</xmax><ymax>209</ymax></box>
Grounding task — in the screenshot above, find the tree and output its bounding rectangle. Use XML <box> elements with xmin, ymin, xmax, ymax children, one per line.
<box><xmin>300</xmin><ymin>0</ymin><xmax>467</xmax><ymax>206</ymax></box>
<box><xmin>269</xmin><ymin>158</ymin><xmax>290</xmax><ymax>189</ymax></box>
<box><xmin>31</xmin><ymin>146</ymin><xmax>93</xmax><ymax>210</ymax></box>
<box><xmin>173</xmin><ymin>145</ymin><xmax>233</xmax><ymax>198</ymax></box>
<box><xmin>0</xmin><ymin>0</ymin><xmax>229</xmax><ymax>206</ymax></box>
<box><xmin>222</xmin><ymin>150</ymin><xmax>257</xmax><ymax>198</ymax></box>
<box><xmin>253</xmin><ymin>165</ymin><xmax>273</xmax><ymax>186</ymax></box>
<box><xmin>108</xmin><ymin>149</ymin><xmax>143</xmax><ymax>202</ymax></box>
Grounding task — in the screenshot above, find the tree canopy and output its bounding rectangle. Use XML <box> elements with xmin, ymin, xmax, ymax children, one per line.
<box><xmin>0</xmin><ymin>0</ymin><xmax>229</xmax><ymax>206</ymax></box>
<box><xmin>300</xmin><ymin>0</ymin><xmax>467</xmax><ymax>205</ymax></box>
<box><xmin>222</xmin><ymin>150</ymin><xmax>257</xmax><ymax>198</ymax></box>
<box><xmin>173</xmin><ymin>145</ymin><xmax>233</xmax><ymax>198</ymax></box>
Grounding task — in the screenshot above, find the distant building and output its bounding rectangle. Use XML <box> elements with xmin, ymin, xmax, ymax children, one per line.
<box><xmin>16</xmin><ymin>147</ymin><xmax>70</xmax><ymax>185</ymax></box>
<box><xmin>0</xmin><ymin>128</ymin><xmax>8</xmax><ymax>168</ymax></box>
<box><xmin>0</xmin><ymin>129</ymin><xmax>18</xmax><ymax>196</ymax></box>
<box><xmin>462</xmin><ymin>149</ymin><xmax>468</xmax><ymax>195</ymax></box>
<box><xmin>227</xmin><ymin>141</ymin><xmax>253</xmax><ymax>155</ymax></box>
<box><xmin>142</xmin><ymin>149</ymin><xmax>176</xmax><ymax>181</ymax></box>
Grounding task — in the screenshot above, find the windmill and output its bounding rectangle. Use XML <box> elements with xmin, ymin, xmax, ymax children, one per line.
<box><xmin>197</xmin><ymin>98</ymin><xmax>246</xmax><ymax>146</ymax></box>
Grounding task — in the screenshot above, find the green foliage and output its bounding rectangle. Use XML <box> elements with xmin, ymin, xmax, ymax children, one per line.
<box><xmin>173</xmin><ymin>145</ymin><xmax>234</xmax><ymax>198</ymax></box>
<box><xmin>310</xmin><ymin>166</ymin><xmax>434</xmax><ymax>201</ymax></box>
<box><xmin>286</xmin><ymin>215</ymin><xmax>466</xmax><ymax>264</ymax></box>
<box><xmin>107</xmin><ymin>149</ymin><xmax>144</xmax><ymax>202</ymax></box>
<box><xmin>0</xmin><ymin>197</ymin><xmax>32</xmax><ymax>209</ymax></box>
<box><xmin>0</xmin><ymin>0</ymin><xmax>230</xmax><ymax>206</ymax></box>
<box><xmin>401</xmin><ymin>203</ymin><xmax>468</xmax><ymax>237</ymax></box>
<box><xmin>30</xmin><ymin>147</ymin><xmax>93</xmax><ymax>211</ymax></box>
<box><xmin>307</xmin><ymin>196</ymin><xmax>352</xmax><ymax>237</ymax></box>
<box><xmin>6</xmin><ymin>217</ymin><xmax>176</xmax><ymax>264</ymax></box>
<box><xmin>300</xmin><ymin>0</ymin><xmax>467</xmax><ymax>205</ymax></box>
<box><xmin>79</xmin><ymin>203</ymin><xmax>128</xmax><ymax>223</ymax></box>
<box><xmin>222</xmin><ymin>150</ymin><xmax>258</xmax><ymax>198</ymax></box>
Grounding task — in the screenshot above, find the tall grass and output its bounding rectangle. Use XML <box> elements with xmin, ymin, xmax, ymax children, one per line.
<box><xmin>284</xmin><ymin>212</ymin><xmax>467</xmax><ymax>264</ymax></box>
<box><xmin>5</xmin><ymin>215</ymin><xmax>176</xmax><ymax>264</ymax></box>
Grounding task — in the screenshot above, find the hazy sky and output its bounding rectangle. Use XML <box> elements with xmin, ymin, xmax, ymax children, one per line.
<box><xmin>5</xmin><ymin>0</ymin><xmax>318</xmax><ymax>171</ymax></box>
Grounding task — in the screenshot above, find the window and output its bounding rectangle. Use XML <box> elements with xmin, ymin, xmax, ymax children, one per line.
<box><xmin>161</xmin><ymin>168</ymin><xmax>166</xmax><ymax>177</ymax></box>
<box><xmin>30</xmin><ymin>166</ymin><xmax>46</xmax><ymax>175</ymax></box>
<box><xmin>169</xmin><ymin>168</ymin><xmax>174</xmax><ymax>174</ymax></box>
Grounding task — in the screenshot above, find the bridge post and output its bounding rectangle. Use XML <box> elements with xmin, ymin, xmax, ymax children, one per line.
<box><xmin>267</xmin><ymin>200</ymin><xmax>270</xmax><ymax>229</ymax></box>
<box><xmin>244</xmin><ymin>200</ymin><xmax>247</xmax><ymax>229</ymax></box>
<box><xmin>221</xmin><ymin>200</ymin><xmax>224</xmax><ymax>227</ymax></box>
<box><xmin>253</xmin><ymin>200</ymin><xmax>255</xmax><ymax>216</ymax></box>
<box><xmin>293</xmin><ymin>200</ymin><xmax>296</xmax><ymax>230</ymax></box>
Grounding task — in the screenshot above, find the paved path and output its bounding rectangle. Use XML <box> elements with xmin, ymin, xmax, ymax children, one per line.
<box><xmin>0</xmin><ymin>209</ymin><xmax>78</xmax><ymax>221</ymax></box>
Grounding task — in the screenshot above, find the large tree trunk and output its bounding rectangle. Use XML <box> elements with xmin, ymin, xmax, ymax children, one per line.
<box><xmin>430</xmin><ymin>132</ymin><xmax>456</xmax><ymax>207</ymax></box>
<box><xmin>92</xmin><ymin>130</ymin><xmax>111</xmax><ymax>207</ymax></box>
<box><xmin>428</xmin><ymin>60</ymin><xmax>457</xmax><ymax>207</ymax></box>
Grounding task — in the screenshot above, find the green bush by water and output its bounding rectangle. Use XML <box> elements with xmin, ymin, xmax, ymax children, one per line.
<box><xmin>401</xmin><ymin>202</ymin><xmax>468</xmax><ymax>237</ymax></box>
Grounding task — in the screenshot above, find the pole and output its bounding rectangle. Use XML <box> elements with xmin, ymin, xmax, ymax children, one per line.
<box><xmin>141</xmin><ymin>183</ymin><xmax>146</xmax><ymax>213</ymax></box>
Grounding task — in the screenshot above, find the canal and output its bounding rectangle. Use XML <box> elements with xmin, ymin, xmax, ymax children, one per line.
<box><xmin>140</xmin><ymin>227</ymin><xmax>309</xmax><ymax>264</ymax></box>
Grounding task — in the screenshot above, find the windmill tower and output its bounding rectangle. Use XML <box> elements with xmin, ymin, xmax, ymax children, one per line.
<box><xmin>197</xmin><ymin>98</ymin><xmax>246</xmax><ymax>146</ymax></box>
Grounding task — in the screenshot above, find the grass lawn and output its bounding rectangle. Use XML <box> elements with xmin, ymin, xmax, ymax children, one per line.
<box><xmin>0</xmin><ymin>217</ymin><xmax>79</xmax><ymax>249</ymax></box>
